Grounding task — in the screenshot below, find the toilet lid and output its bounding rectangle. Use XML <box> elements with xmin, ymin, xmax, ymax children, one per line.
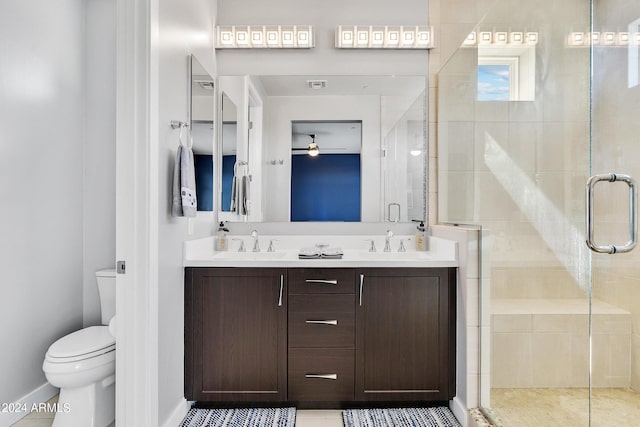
<box><xmin>47</xmin><ymin>326</ymin><xmax>115</xmax><ymax>359</ymax></box>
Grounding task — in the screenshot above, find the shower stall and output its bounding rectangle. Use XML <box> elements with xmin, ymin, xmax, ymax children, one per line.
<box><xmin>435</xmin><ymin>0</ymin><xmax>640</xmax><ymax>425</ymax></box>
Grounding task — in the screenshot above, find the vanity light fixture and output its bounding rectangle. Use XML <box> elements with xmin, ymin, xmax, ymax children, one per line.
<box><xmin>568</xmin><ymin>32</ymin><xmax>585</xmax><ymax>46</ymax></box>
<box><xmin>478</xmin><ymin>31</ymin><xmax>493</xmax><ymax>44</ymax></box>
<box><xmin>603</xmin><ymin>31</ymin><xmax>617</xmax><ymax>45</ymax></box>
<box><xmin>618</xmin><ymin>32</ymin><xmax>630</xmax><ymax>45</ymax></box>
<box><xmin>567</xmin><ymin>30</ymin><xmax>636</xmax><ymax>47</ymax></box>
<box><xmin>463</xmin><ymin>30</ymin><xmax>538</xmax><ymax>47</ymax></box>
<box><xmin>335</xmin><ymin>25</ymin><xmax>433</xmax><ymax>49</ymax></box>
<box><xmin>525</xmin><ymin>32</ymin><xmax>538</xmax><ymax>44</ymax></box>
<box><xmin>495</xmin><ymin>32</ymin><xmax>508</xmax><ymax>44</ymax></box>
<box><xmin>510</xmin><ymin>32</ymin><xmax>524</xmax><ymax>44</ymax></box>
<box><xmin>215</xmin><ymin>25</ymin><xmax>314</xmax><ymax>48</ymax></box>
<box><xmin>463</xmin><ymin>32</ymin><xmax>477</xmax><ymax>46</ymax></box>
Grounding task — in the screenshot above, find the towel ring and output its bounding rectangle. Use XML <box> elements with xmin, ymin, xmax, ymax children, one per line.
<box><xmin>176</xmin><ymin>122</ymin><xmax>193</xmax><ymax>148</ymax></box>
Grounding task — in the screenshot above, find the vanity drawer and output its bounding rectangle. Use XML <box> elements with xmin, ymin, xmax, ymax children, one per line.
<box><xmin>289</xmin><ymin>294</ymin><xmax>355</xmax><ymax>348</ymax></box>
<box><xmin>288</xmin><ymin>348</ymin><xmax>354</xmax><ymax>402</ymax></box>
<box><xmin>288</xmin><ymin>268</ymin><xmax>355</xmax><ymax>294</ymax></box>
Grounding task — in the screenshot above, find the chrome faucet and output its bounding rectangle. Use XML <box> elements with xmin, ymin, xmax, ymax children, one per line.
<box><xmin>251</xmin><ymin>230</ymin><xmax>260</xmax><ymax>252</ymax></box>
<box><xmin>384</xmin><ymin>230</ymin><xmax>393</xmax><ymax>252</ymax></box>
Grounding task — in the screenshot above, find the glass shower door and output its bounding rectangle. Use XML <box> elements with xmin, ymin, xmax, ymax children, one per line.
<box><xmin>589</xmin><ymin>1</ymin><xmax>640</xmax><ymax>425</ymax></box>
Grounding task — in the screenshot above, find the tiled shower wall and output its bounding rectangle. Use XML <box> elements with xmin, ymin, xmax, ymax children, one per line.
<box><xmin>431</xmin><ymin>0</ymin><xmax>640</xmax><ymax>394</ymax></box>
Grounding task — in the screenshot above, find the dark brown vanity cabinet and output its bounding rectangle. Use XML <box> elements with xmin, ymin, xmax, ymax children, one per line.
<box><xmin>287</xmin><ymin>269</ymin><xmax>356</xmax><ymax>407</ymax></box>
<box><xmin>184</xmin><ymin>268</ymin><xmax>287</xmax><ymax>402</ymax></box>
<box><xmin>185</xmin><ymin>266</ymin><xmax>456</xmax><ymax>406</ymax></box>
<box><xmin>355</xmin><ymin>268</ymin><xmax>456</xmax><ymax>402</ymax></box>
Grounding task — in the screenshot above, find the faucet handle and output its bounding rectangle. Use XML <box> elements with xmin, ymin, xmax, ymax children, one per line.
<box><xmin>232</xmin><ymin>238</ymin><xmax>246</xmax><ymax>252</ymax></box>
<box><xmin>267</xmin><ymin>239</ymin><xmax>279</xmax><ymax>252</ymax></box>
<box><xmin>398</xmin><ymin>238</ymin><xmax>411</xmax><ymax>252</ymax></box>
<box><xmin>364</xmin><ymin>239</ymin><xmax>377</xmax><ymax>252</ymax></box>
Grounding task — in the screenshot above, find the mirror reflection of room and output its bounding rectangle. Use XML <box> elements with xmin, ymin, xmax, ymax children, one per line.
<box><xmin>291</xmin><ymin>121</ymin><xmax>362</xmax><ymax>222</ymax></box>
<box><xmin>209</xmin><ymin>75</ymin><xmax>426</xmax><ymax>223</ymax></box>
<box><xmin>220</xmin><ymin>93</ymin><xmax>238</xmax><ymax>213</ymax></box>
<box><xmin>189</xmin><ymin>56</ymin><xmax>215</xmax><ymax>213</ymax></box>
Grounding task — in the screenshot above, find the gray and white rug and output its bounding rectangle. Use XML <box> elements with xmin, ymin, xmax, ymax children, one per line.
<box><xmin>343</xmin><ymin>407</ymin><xmax>461</xmax><ymax>427</ymax></box>
<box><xmin>179</xmin><ymin>407</ymin><xmax>296</xmax><ymax>427</ymax></box>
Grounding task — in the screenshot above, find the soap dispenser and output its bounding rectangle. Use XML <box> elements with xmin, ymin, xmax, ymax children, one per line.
<box><xmin>215</xmin><ymin>221</ymin><xmax>229</xmax><ymax>251</ymax></box>
<box><xmin>415</xmin><ymin>221</ymin><xmax>426</xmax><ymax>251</ymax></box>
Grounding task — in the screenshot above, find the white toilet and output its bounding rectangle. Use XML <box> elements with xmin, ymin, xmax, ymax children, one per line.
<box><xmin>42</xmin><ymin>269</ymin><xmax>116</xmax><ymax>427</ymax></box>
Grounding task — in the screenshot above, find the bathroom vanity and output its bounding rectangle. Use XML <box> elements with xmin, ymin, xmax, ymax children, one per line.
<box><xmin>183</xmin><ymin>236</ymin><xmax>458</xmax><ymax>408</ymax></box>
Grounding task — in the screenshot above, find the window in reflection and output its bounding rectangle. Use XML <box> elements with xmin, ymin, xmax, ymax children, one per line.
<box><xmin>478</xmin><ymin>63</ymin><xmax>512</xmax><ymax>101</ymax></box>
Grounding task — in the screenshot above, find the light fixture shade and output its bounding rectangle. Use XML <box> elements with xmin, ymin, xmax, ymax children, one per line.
<box><xmin>308</xmin><ymin>142</ymin><xmax>320</xmax><ymax>157</ymax></box>
<box><xmin>215</xmin><ymin>25</ymin><xmax>315</xmax><ymax>48</ymax></box>
<box><xmin>335</xmin><ymin>25</ymin><xmax>433</xmax><ymax>49</ymax></box>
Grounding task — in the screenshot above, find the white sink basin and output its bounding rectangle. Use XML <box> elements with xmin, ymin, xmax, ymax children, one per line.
<box><xmin>212</xmin><ymin>251</ymin><xmax>287</xmax><ymax>260</ymax></box>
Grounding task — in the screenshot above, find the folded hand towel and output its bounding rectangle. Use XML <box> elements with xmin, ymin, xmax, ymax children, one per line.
<box><xmin>298</xmin><ymin>247</ymin><xmax>321</xmax><ymax>258</ymax></box>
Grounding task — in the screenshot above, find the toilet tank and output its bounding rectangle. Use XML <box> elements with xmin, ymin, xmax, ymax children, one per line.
<box><xmin>96</xmin><ymin>269</ymin><xmax>116</xmax><ymax>325</ymax></box>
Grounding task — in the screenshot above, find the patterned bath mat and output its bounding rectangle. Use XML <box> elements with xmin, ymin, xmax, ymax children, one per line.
<box><xmin>179</xmin><ymin>407</ymin><xmax>296</xmax><ymax>427</ymax></box>
<box><xmin>343</xmin><ymin>407</ymin><xmax>461</xmax><ymax>427</ymax></box>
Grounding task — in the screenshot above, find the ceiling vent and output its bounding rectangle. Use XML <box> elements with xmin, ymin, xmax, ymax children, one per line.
<box><xmin>306</xmin><ymin>79</ymin><xmax>327</xmax><ymax>90</ymax></box>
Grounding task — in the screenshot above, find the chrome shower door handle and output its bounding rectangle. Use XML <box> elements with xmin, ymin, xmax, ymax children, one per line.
<box><xmin>586</xmin><ymin>173</ymin><xmax>637</xmax><ymax>254</ymax></box>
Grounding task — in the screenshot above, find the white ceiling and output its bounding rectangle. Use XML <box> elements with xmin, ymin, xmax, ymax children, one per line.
<box><xmin>257</xmin><ymin>75</ymin><xmax>425</xmax><ymax>97</ymax></box>
<box><xmin>292</xmin><ymin>121</ymin><xmax>362</xmax><ymax>155</ymax></box>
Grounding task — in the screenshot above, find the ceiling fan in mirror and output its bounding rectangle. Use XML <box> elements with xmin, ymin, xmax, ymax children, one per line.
<box><xmin>292</xmin><ymin>134</ymin><xmax>320</xmax><ymax>157</ymax></box>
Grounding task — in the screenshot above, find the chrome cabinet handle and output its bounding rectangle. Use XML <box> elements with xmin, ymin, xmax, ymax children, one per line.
<box><xmin>305</xmin><ymin>279</ymin><xmax>338</xmax><ymax>285</ymax></box>
<box><xmin>359</xmin><ymin>274</ymin><xmax>364</xmax><ymax>306</ymax></box>
<box><xmin>586</xmin><ymin>173</ymin><xmax>637</xmax><ymax>254</ymax></box>
<box><xmin>305</xmin><ymin>374</ymin><xmax>337</xmax><ymax>380</ymax></box>
<box><xmin>305</xmin><ymin>320</ymin><xmax>338</xmax><ymax>325</ymax></box>
<box><xmin>278</xmin><ymin>275</ymin><xmax>284</xmax><ymax>306</ymax></box>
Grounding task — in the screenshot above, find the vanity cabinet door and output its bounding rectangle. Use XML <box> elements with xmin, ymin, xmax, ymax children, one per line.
<box><xmin>355</xmin><ymin>268</ymin><xmax>456</xmax><ymax>402</ymax></box>
<box><xmin>185</xmin><ymin>267</ymin><xmax>287</xmax><ymax>402</ymax></box>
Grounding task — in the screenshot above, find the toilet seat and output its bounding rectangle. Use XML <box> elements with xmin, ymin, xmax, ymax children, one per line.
<box><xmin>46</xmin><ymin>326</ymin><xmax>115</xmax><ymax>363</ymax></box>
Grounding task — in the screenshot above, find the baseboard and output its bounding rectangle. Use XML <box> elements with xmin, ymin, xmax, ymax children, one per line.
<box><xmin>0</xmin><ymin>383</ymin><xmax>59</xmax><ymax>427</ymax></box>
<box><xmin>161</xmin><ymin>398</ymin><xmax>191</xmax><ymax>427</ymax></box>
<box><xmin>450</xmin><ymin>397</ymin><xmax>469</xmax><ymax>427</ymax></box>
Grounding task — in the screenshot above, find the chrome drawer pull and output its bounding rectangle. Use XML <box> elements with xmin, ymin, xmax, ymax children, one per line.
<box><xmin>278</xmin><ymin>275</ymin><xmax>284</xmax><ymax>307</ymax></box>
<box><xmin>305</xmin><ymin>320</ymin><xmax>338</xmax><ymax>325</ymax></box>
<box><xmin>305</xmin><ymin>374</ymin><xmax>338</xmax><ymax>380</ymax></box>
<box><xmin>305</xmin><ymin>279</ymin><xmax>338</xmax><ymax>285</ymax></box>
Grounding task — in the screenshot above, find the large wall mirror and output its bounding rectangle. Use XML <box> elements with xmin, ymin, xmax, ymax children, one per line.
<box><xmin>215</xmin><ymin>74</ymin><xmax>426</xmax><ymax>223</ymax></box>
<box><xmin>189</xmin><ymin>55</ymin><xmax>215</xmax><ymax>213</ymax></box>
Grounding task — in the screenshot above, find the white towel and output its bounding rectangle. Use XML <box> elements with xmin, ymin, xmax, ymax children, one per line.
<box><xmin>172</xmin><ymin>138</ymin><xmax>197</xmax><ymax>217</ymax></box>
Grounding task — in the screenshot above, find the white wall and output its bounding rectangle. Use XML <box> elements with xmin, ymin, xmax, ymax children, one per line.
<box><xmin>264</xmin><ymin>95</ymin><xmax>382</xmax><ymax>221</ymax></box>
<box><xmin>0</xmin><ymin>0</ymin><xmax>85</xmax><ymax>419</ymax></box>
<box><xmin>83</xmin><ymin>0</ymin><xmax>117</xmax><ymax>327</ymax></box>
<box><xmin>155</xmin><ymin>0</ymin><xmax>216</xmax><ymax>424</ymax></box>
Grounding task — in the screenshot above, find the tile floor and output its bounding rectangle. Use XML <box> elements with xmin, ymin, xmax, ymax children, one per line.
<box><xmin>10</xmin><ymin>395</ymin><xmax>58</xmax><ymax>427</ymax></box>
<box><xmin>491</xmin><ymin>387</ymin><xmax>640</xmax><ymax>427</ymax></box>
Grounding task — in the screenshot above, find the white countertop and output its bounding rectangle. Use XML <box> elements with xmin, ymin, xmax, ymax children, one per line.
<box><xmin>183</xmin><ymin>235</ymin><xmax>458</xmax><ymax>268</ymax></box>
